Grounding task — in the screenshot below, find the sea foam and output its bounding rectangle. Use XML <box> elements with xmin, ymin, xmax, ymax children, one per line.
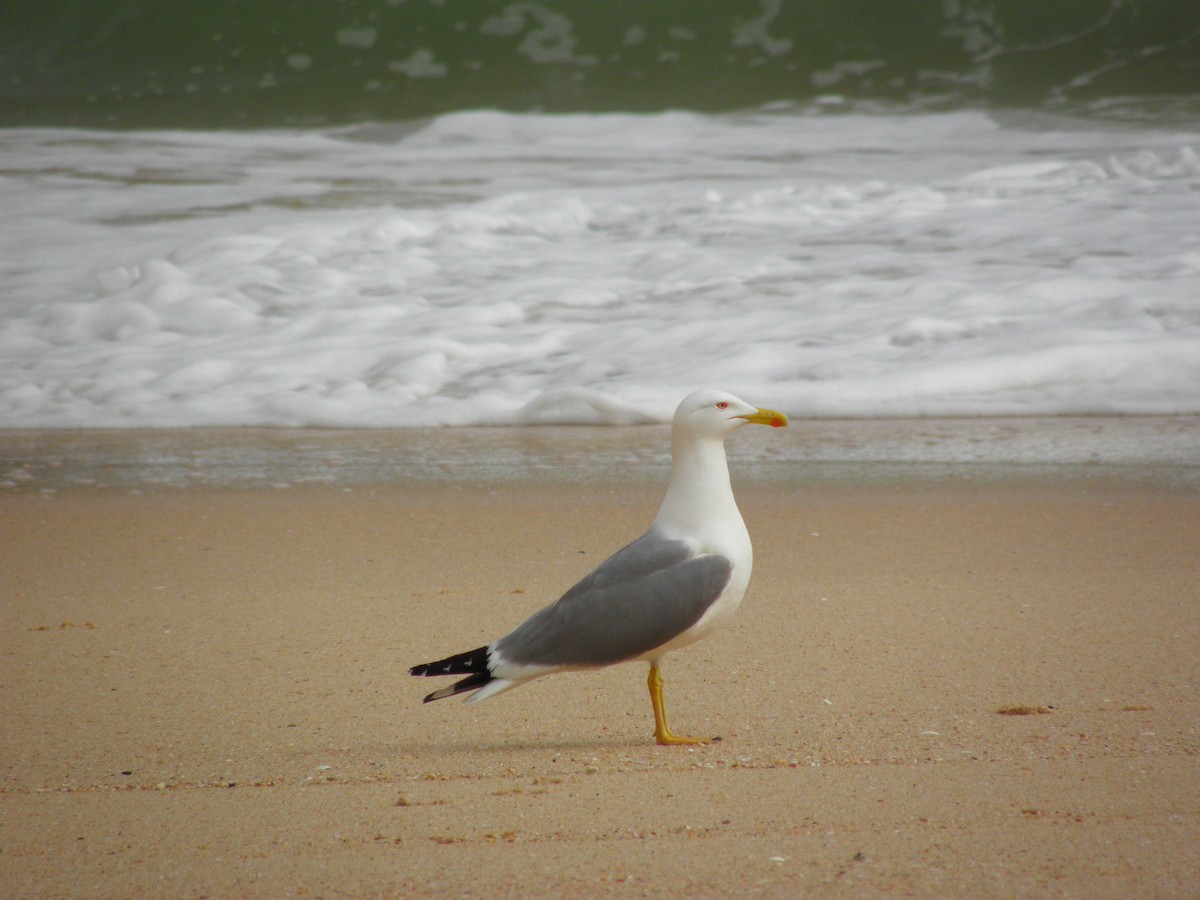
<box><xmin>1</xmin><ymin>110</ymin><xmax>1198</xmax><ymax>427</ymax></box>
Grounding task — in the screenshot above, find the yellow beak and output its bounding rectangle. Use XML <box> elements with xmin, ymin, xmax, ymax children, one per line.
<box><xmin>739</xmin><ymin>407</ymin><xmax>789</xmax><ymax>428</ymax></box>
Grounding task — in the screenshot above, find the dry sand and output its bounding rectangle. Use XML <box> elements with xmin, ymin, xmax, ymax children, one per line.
<box><xmin>2</xmin><ymin>430</ymin><xmax>1198</xmax><ymax>897</ymax></box>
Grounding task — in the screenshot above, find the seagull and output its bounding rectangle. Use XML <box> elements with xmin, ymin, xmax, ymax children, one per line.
<box><xmin>410</xmin><ymin>388</ymin><xmax>788</xmax><ymax>745</ymax></box>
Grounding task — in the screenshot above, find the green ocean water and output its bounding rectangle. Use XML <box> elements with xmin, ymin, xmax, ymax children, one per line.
<box><xmin>3</xmin><ymin>0</ymin><xmax>1199</xmax><ymax>128</ymax></box>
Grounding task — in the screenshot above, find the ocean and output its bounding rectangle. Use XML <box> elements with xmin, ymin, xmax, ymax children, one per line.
<box><xmin>6</xmin><ymin>0</ymin><xmax>1200</xmax><ymax>128</ymax></box>
<box><xmin>2</xmin><ymin>1</ymin><xmax>1199</xmax><ymax>428</ymax></box>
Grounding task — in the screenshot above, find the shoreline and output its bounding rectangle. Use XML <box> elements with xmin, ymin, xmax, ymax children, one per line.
<box><xmin>2</xmin><ymin>424</ymin><xmax>1198</xmax><ymax>896</ymax></box>
<box><xmin>3</xmin><ymin>415</ymin><xmax>1198</xmax><ymax>493</ymax></box>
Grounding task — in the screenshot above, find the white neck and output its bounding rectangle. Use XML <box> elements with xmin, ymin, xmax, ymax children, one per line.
<box><xmin>652</xmin><ymin>432</ymin><xmax>746</xmax><ymax>548</ymax></box>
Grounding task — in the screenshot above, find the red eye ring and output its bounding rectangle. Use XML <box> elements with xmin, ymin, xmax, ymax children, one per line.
<box><xmin>716</xmin><ymin>401</ymin><xmax>729</xmax><ymax>409</ymax></box>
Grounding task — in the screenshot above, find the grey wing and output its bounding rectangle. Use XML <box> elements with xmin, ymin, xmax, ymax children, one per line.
<box><xmin>493</xmin><ymin>532</ymin><xmax>733</xmax><ymax>669</ymax></box>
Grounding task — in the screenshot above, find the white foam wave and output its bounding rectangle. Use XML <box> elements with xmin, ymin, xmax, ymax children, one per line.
<box><xmin>1</xmin><ymin>110</ymin><xmax>1198</xmax><ymax>426</ymax></box>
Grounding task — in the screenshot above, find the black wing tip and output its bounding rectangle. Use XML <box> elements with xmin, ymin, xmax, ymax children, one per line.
<box><xmin>410</xmin><ymin>645</ymin><xmax>492</xmax><ymax>701</ymax></box>
<box><xmin>410</xmin><ymin>645</ymin><xmax>490</xmax><ymax>677</ymax></box>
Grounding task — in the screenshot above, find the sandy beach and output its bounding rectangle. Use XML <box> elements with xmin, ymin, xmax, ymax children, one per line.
<box><xmin>2</xmin><ymin>425</ymin><xmax>1198</xmax><ymax>897</ymax></box>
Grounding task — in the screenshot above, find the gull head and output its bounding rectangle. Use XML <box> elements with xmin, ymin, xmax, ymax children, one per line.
<box><xmin>672</xmin><ymin>389</ymin><xmax>789</xmax><ymax>440</ymax></box>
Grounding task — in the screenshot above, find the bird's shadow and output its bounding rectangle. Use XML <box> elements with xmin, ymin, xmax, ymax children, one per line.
<box><xmin>401</xmin><ymin>732</ymin><xmax>688</xmax><ymax>756</ymax></box>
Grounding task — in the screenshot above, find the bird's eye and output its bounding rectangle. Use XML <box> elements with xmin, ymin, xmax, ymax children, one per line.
<box><xmin>715</xmin><ymin>401</ymin><xmax>729</xmax><ymax>409</ymax></box>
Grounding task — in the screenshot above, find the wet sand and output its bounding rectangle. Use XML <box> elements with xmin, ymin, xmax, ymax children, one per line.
<box><xmin>2</xmin><ymin>427</ymin><xmax>1198</xmax><ymax>897</ymax></box>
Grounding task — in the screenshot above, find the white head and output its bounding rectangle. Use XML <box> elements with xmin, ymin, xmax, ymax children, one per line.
<box><xmin>671</xmin><ymin>389</ymin><xmax>788</xmax><ymax>440</ymax></box>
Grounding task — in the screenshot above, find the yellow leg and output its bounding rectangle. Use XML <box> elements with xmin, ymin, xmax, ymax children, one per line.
<box><xmin>647</xmin><ymin>662</ymin><xmax>715</xmax><ymax>746</ymax></box>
